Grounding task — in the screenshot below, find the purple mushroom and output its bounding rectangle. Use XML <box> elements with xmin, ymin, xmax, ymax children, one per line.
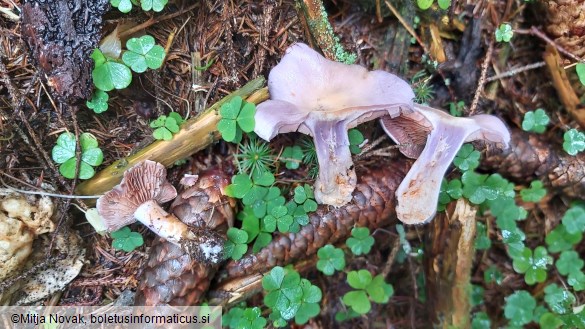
<box><xmin>381</xmin><ymin>104</ymin><xmax>510</xmax><ymax>225</ymax></box>
<box><xmin>254</xmin><ymin>43</ymin><xmax>415</xmax><ymax>206</ymax></box>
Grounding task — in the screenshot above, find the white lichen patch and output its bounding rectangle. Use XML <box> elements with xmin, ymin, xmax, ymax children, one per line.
<box><xmin>200</xmin><ymin>241</ymin><xmax>222</xmax><ymax>264</ymax></box>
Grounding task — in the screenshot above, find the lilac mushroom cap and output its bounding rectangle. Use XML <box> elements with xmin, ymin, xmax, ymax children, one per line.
<box><xmin>381</xmin><ymin>104</ymin><xmax>510</xmax><ymax>225</ymax></box>
<box><xmin>254</xmin><ymin>43</ymin><xmax>415</xmax><ymax>206</ymax></box>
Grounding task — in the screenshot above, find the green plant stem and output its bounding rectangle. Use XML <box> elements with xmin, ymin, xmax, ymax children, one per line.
<box><xmin>75</xmin><ymin>77</ymin><xmax>267</xmax><ymax>201</ymax></box>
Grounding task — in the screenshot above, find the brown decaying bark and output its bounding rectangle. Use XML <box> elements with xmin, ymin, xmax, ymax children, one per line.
<box><xmin>425</xmin><ymin>199</ymin><xmax>476</xmax><ymax>329</ymax></box>
<box><xmin>544</xmin><ymin>0</ymin><xmax>585</xmax><ymax>57</ymax></box>
<box><xmin>134</xmin><ymin>169</ymin><xmax>234</xmax><ymax>306</ymax></box>
<box><xmin>482</xmin><ymin>128</ymin><xmax>585</xmax><ymax>199</ymax></box>
<box><xmin>221</xmin><ymin>161</ymin><xmax>408</xmax><ymax>279</ymax></box>
<box><xmin>20</xmin><ymin>0</ymin><xmax>110</xmax><ymax>103</ymax></box>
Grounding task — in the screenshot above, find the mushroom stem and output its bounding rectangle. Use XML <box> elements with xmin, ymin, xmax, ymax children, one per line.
<box><xmin>134</xmin><ymin>200</ymin><xmax>194</xmax><ymax>245</ymax></box>
<box><xmin>309</xmin><ymin>120</ymin><xmax>356</xmax><ymax>206</ymax></box>
<box><xmin>395</xmin><ymin>122</ymin><xmax>468</xmax><ymax>224</ymax></box>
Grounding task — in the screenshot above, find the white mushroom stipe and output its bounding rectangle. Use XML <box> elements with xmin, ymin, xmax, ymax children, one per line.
<box><xmin>254</xmin><ymin>43</ymin><xmax>415</xmax><ymax>207</ymax></box>
<box><xmin>133</xmin><ymin>200</ymin><xmax>192</xmax><ymax>246</ymax></box>
<box><xmin>382</xmin><ymin>104</ymin><xmax>510</xmax><ymax>225</ymax></box>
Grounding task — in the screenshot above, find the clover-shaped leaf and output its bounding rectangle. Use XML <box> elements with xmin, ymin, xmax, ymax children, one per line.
<box><xmin>149</xmin><ymin>113</ymin><xmax>183</xmax><ymax>140</ymax></box>
<box><xmin>462</xmin><ymin>172</ymin><xmax>514</xmax><ymax>205</ymax></box>
<box><xmin>347</xmin><ymin>269</ymin><xmax>372</xmax><ymax>290</ymax></box>
<box><xmin>347</xmin><ymin>227</ymin><xmax>375</xmax><ymax>256</ymax></box>
<box><xmin>538</xmin><ymin>312</ymin><xmax>564</xmax><ymax>329</ymax></box>
<box><xmin>285</xmin><ymin>201</ymin><xmax>310</xmax><ymax>233</ymax></box>
<box><xmin>263</xmin><ymin>205</ymin><xmax>293</xmax><ymax>233</ymax></box>
<box><xmin>520</xmin><ymin>180</ymin><xmax>546</xmax><ymax>202</ymax></box>
<box><xmin>237</xmin><ymin>102</ymin><xmax>256</xmax><ymax>133</ymax></box>
<box><xmin>438</xmin><ymin>178</ymin><xmax>462</xmax><ymax>210</ymax></box>
<box><xmin>454</xmin><ymin>144</ymin><xmax>480</xmax><ymax>171</ymax></box>
<box><xmin>52</xmin><ymin>132</ymin><xmax>76</xmax><ymax>163</ymax></box>
<box><xmin>348</xmin><ymin>129</ymin><xmax>364</xmax><ymax>154</ymax></box>
<box><xmin>568</xmin><ymin>271</ymin><xmax>585</xmax><ymax>291</ymax></box>
<box><xmin>237</xmin><ymin>307</ymin><xmax>267</xmax><ymax>329</ymax></box>
<box><xmin>110</xmin><ymin>0</ymin><xmax>133</xmax><ymax>13</ymax></box>
<box><xmin>495</xmin><ymin>23</ymin><xmax>514</xmax><ymax>43</ymax></box>
<box><xmin>343</xmin><ymin>290</ymin><xmax>370</xmax><ymax>314</ymax></box>
<box><xmin>86</xmin><ymin>90</ymin><xmax>109</xmax><ymax>113</ymax></box>
<box><xmin>122</xmin><ymin>35</ymin><xmax>166</xmax><ymax>73</ymax></box>
<box><xmin>544</xmin><ymin>284</ymin><xmax>576</xmax><ymax>315</ymax></box>
<box><xmin>238</xmin><ymin>207</ymin><xmax>260</xmax><ymax>243</ymax></box>
<box><xmin>225</xmin><ymin>174</ymin><xmax>253</xmax><ymax>199</ymax></box>
<box><xmin>51</xmin><ymin>132</ymin><xmax>103</xmax><ymax>180</ymax></box>
<box><xmin>366</xmin><ymin>274</ymin><xmax>393</xmax><ymax>304</ymax></box>
<box><xmin>562</xmin><ymin>203</ymin><xmax>585</xmax><ymax>234</ymax></box>
<box><xmin>556</xmin><ymin>250</ymin><xmax>584</xmax><ymax>276</ymax></box>
<box><xmin>91</xmin><ymin>49</ymin><xmax>132</xmax><ymax>91</ymax></box>
<box><xmin>141</xmin><ymin>0</ymin><xmax>168</xmax><ymax>12</ymax></box>
<box><xmin>501</xmin><ymin>226</ymin><xmax>526</xmax><ymax>258</ymax></box>
<box><xmin>295</xmin><ymin>279</ymin><xmax>322</xmax><ymax>325</ymax></box>
<box><xmin>281</xmin><ymin>146</ymin><xmax>303</xmax><ymax>170</ymax></box>
<box><xmin>251</xmin><ymin>186</ymin><xmax>283</xmax><ymax>218</ymax></box>
<box><xmin>225</xmin><ymin>228</ymin><xmax>249</xmax><ymax>260</ymax></box>
<box><xmin>111</xmin><ymin>226</ymin><xmax>144</xmax><ymax>252</ymax></box>
<box><xmin>293</xmin><ymin>184</ymin><xmax>318</xmax><ymax>212</ymax></box>
<box><xmin>546</xmin><ymin>224</ymin><xmax>582</xmax><ymax>253</ymax></box>
<box><xmin>563</xmin><ymin>129</ymin><xmax>585</xmax><ymax>156</ymax></box>
<box><xmin>218</xmin><ymin>96</ymin><xmax>256</xmax><ymax>143</ymax></box>
<box><xmin>504</xmin><ymin>291</ymin><xmax>536</xmax><ymax>326</ymax></box>
<box><xmin>343</xmin><ymin>270</ymin><xmax>393</xmax><ymax>314</ymax></box>
<box><xmin>512</xmin><ymin>246</ymin><xmax>552</xmax><ymax>285</ymax></box>
<box><xmin>316</xmin><ymin>244</ymin><xmax>345</xmax><ymax>275</ymax></box>
<box><xmin>252</xmin><ymin>232</ymin><xmax>272</xmax><ymax>253</ymax></box>
<box><xmin>489</xmin><ymin>198</ymin><xmax>527</xmax><ymax>233</ymax></box>
<box><xmin>263</xmin><ymin>267</ymin><xmax>303</xmax><ymax>321</ymax></box>
<box><xmin>522</xmin><ymin>109</ymin><xmax>550</xmax><ymax>134</ymax></box>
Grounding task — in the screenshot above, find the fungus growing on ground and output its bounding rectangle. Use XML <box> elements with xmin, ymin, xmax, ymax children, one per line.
<box><xmin>254</xmin><ymin>43</ymin><xmax>415</xmax><ymax>206</ymax></box>
<box><xmin>96</xmin><ymin>160</ymin><xmax>224</xmax><ymax>263</ymax></box>
<box><xmin>381</xmin><ymin>104</ymin><xmax>510</xmax><ymax>225</ymax></box>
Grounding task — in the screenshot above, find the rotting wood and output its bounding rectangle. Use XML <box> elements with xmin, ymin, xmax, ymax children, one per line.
<box><xmin>74</xmin><ymin>77</ymin><xmax>267</xmax><ymax>201</ymax></box>
<box><xmin>295</xmin><ymin>0</ymin><xmax>356</xmax><ymax>63</ymax></box>
<box><xmin>543</xmin><ymin>45</ymin><xmax>585</xmax><ymax>129</ymax></box>
<box><xmin>425</xmin><ymin>199</ymin><xmax>476</xmax><ymax>329</ymax></box>
<box><xmin>21</xmin><ymin>0</ymin><xmax>110</xmax><ymax>103</ymax></box>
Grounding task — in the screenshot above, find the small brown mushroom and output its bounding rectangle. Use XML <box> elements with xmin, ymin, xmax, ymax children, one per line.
<box><xmin>96</xmin><ymin>160</ymin><xmax>224</xmax><ymax>263</ymax></box>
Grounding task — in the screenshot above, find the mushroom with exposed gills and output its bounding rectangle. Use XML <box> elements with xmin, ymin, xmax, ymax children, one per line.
<box><xmin>96</xmin><ymin>160</ymin><xmax>224</xmax><ymax>263</ymax></box>
<box><xmin>381</xmin><ymin>104</ymin><xmax>511</xmax><ymax>225</ymax></box>
<box><xmin>254</xmin><ymin>43</ymin><xmax>415</xmax><ymax>207</ymax></box>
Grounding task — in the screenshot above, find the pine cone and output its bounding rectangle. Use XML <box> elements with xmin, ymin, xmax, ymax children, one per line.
<box><xmin>134</xmin><ymin>169</ymin><xmax>234</xmax><ymax>306</ymax></box>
